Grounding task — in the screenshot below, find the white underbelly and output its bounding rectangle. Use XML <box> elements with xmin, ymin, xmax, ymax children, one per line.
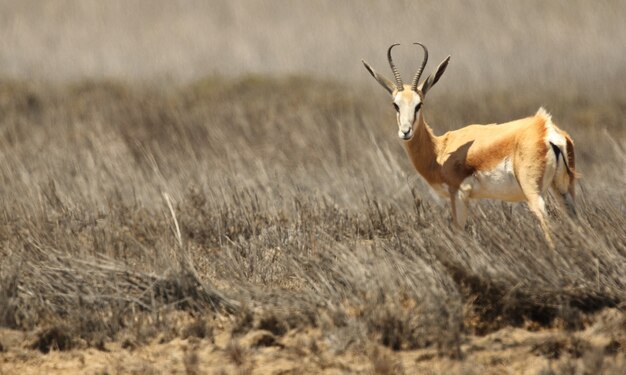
<box><xmin>468</xmin><ymin>157</ymin><xmax>525</xmax><ymax>202</ymax></box>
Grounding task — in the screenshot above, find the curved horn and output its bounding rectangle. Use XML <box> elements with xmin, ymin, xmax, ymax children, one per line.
<box><xmin>387</xmin><ymin>43</ymin><xmax>403</xmax><ymax>90</ymax></box>
<box><xmin>411</xmin><ymin>42</ymin><xmax>429</xmax><ymax>91</ymax></box>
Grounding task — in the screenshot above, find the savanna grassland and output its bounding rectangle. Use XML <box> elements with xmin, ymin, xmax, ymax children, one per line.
<box><xmin>0</xmin><ymin>1</ymin><xmax>625</xmax><ymax>374</ymax></box>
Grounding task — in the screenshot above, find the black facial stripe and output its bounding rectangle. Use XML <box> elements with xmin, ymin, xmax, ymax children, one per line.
<box><xmin>393</xmin><ymin>103</ymin><xmax>399</xmax><ymax>112</ymax></box>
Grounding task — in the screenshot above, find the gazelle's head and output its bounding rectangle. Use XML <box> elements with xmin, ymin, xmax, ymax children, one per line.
<box><xmin>362</xmin><ymin>43</ymin><xmax>450</xmax><ymax>140</ymax></box>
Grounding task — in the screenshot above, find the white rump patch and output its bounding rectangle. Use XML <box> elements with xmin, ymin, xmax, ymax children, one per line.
<box><xmin>542</xmin><ymin>108</ymin><xmax>569</xmax><ymax>192</ymax></box>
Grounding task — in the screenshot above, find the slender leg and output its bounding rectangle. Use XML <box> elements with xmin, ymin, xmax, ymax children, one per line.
<box><xmin>449</xmin><ymin>188</ymin><xmax>458</xmax><ymax>227</ymax></box>
<box><xmin>449</xmin><ymin>188</ymin><xmax>469</xmax><ymax>229</ymax></box>
<box><xmin>552</xmin><ymin>186</ymin><xmax>577</xmax><ymax>218</ymax></box>
<box><xmin>551</xmin><ymin>159</ymin><xmax>577</xmax><ymax>217</ymax></box>
<box><xmin>566</xmin><ymin>180</ymin><xmax>577</xmax><ymax>217</ymax></box>
<box><xmin>517</xmin><ymin>161</ymin><xmax>555</xmax><ymax>248</ymax></box>
<box><xmin>526</xmin><ymin>192</ymin><xmax>554</xmax><ymax>249</ymax></box>
<box><xmin>455</xmin><ymin>191</ymin><xmax>469</xmax><ymax>229</ymax></box>
<box><xmin>457</xmin><ymin>182</ymin><xmax>471</xmax><ymax>228</ymax></box>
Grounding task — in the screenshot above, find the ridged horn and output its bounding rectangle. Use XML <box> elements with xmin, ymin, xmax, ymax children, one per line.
<box><xmin>411</xmin><ymin>42</ymin><xmax>429</xmax><ymax>91</ymax></box>
<box><xmin>387</xmin><ymin>43</ymin><xmax>403</xmax><ymax>90</ymax></box>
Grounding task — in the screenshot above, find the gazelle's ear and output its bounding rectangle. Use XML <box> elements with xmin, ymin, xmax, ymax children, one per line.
<box><xmin>419</xmin><ymin>56</ymin><xmax>450</xmax><ymax>95</ymax></box>
<box><xmin>362</xmin><ymin>60</ymin><xmax>396</xmax><ymax>95</ymax></box>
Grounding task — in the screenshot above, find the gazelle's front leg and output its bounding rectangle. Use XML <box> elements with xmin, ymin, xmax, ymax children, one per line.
<box><xmin>449</xmin><ymin>187</ymin><xmax>469</xmax><ymax>229</ymax></box>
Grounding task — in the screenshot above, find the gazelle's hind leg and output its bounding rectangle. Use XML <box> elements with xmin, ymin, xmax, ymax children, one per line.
<box><xmin>551</xmin><ymin>182</ymin><xmax>577</xmax><ymax>217</ymax></box>
<box><xmin>526</xmin><ymin>192</ymin><xmax>554</xmax><ymax>249</ymax></box>
<box><xmin>566</xmin><ymin>180</ymin><xmax>577</xmax><ymax>216</ymax></box>
<box><xmin>550</xmin><ymin>160</ymin><xmax>577</xmax><ymax>217</ymax></box>
<box><xmin>518</xmin><ymin>172</ymin><xmax>555</xmax><ymax>248</ymax></box>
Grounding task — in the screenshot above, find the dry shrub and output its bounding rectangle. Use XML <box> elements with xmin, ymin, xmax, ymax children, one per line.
<box><xmin>541</xmin><ymin>349</ymin><xmax>626</xmax><ymax>375</ymax></box>
<box><xmin>532</xmin><ymin>336</ymin><xmax>592</xmax><ymax>360</ymax></box>
<box><xmin>365</xmin><ymin>302</ymin><xmax>426</xmax><ymax>351</ymax></box>
<box><xmin>226</xmin><ymin>340</ymin><xmax>247</xmax><ymax>366</ymax></box>
<box><xmin>183</xmin><ymin>346</ymin><xmax>200</xmax><ymax>375</ymax></box>
<box><xmin>231</xmin><ymin>307</ymin><xmax>255</xmax><ymax>337</ymax></box>
<box><xmin>0</xmin><ymin>238</ymin><xmax>235</xmax><ymax>349</ymax></box>
<box><xmin>370</xmin><ymin>345</ymin><xmax>405</xmax><ymax>375</ymax></box>
<box><xmin>30</xmin><ymin>325</ymin><xmax>75</xmax><ymax>353</ymax></box>
<box><xmin>257</xmin><ymin>314</ymin><xmax>288</xmax><ymax>337</ymax></box>
<box><xmin>182</xmin><ymin>317</ymin><xmax>214</xmax><ymax>341</ymax></box>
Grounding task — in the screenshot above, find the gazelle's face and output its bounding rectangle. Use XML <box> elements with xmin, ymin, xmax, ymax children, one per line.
<box><xmin>393</xmin><ymin>88</ymin><xmax>422</xmax><ymax>140</ymax></box>
<box><xmin>362</xmin><ymin>42</ymin><xmax>449</xmax><ymax>140</ymax></box>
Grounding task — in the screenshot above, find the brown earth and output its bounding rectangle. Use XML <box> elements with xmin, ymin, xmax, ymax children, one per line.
<box><xmin>1</xmin><ymin>308</ymin><xmax>624</xmax><ymax>375</ymax></box>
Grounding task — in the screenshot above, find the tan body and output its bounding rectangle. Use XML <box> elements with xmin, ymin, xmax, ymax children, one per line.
<box><xmin>407</xmin><ymin>105</ymin><xmax>577</xmax><ymax>246</ymax></box>
<box><xmin>362</xmin><ymin>44</ymin><xmax>577</xmax><ymax>247</ymax></box>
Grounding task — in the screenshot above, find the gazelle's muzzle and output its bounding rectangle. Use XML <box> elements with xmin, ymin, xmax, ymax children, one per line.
<box><xmin>398</xmin><ymin>125</ymin><xmax>413</xmax><ymax>140</ymax></box>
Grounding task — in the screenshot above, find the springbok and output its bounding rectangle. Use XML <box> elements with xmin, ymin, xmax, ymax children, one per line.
<box><xmin>362</xmin><ymin>43</ymin><xmax>577</xmax><ymax>247</ymax></box>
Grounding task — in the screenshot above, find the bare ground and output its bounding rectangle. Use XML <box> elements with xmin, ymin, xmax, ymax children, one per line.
<box><xmin>1</xmin><ymin>309</ymin><xmax>625</xmax><ymax>374</ymax></box>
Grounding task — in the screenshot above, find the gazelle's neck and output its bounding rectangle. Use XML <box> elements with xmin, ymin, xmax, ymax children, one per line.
<box><xmin>404</xmin><ymin>111</ymin><xmax>443</xmax><ymax>184</ymax></box>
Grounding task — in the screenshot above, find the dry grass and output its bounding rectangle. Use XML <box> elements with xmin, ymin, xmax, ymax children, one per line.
<box><xmin>0</xmin><ymin>76</ymin><xmax>624</xmax><ymax>373</ymax></box>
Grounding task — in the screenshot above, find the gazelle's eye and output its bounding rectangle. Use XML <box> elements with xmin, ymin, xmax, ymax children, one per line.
<box><xmin>393</xmin><ymin>103</ymin><xmax>399</xmax><ymax>112</ymax></box>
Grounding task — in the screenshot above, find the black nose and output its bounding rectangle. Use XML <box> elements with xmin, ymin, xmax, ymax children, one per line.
<box><xmin>402</xmin><ymin>129</ymin><xmax>411</xmax><ymax>135</ymax></box>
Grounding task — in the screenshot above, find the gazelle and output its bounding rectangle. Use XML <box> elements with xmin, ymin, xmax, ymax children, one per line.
<box><xmin>362</xmin><ymin>43</ymin><xmax>577</xmax><ymax>247</ymax></box>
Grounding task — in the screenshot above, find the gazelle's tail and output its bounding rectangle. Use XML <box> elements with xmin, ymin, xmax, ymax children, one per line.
<box><xmin>538</xmin><ymin>107</ymin><xmax>578</xmax><ymax>215</ymax></box>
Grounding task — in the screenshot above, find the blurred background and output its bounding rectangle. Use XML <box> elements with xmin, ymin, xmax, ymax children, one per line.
<box><xmin>1</xmin><ymin>0</ymin><xmax>624</xmax><ymax>94</ymax></box>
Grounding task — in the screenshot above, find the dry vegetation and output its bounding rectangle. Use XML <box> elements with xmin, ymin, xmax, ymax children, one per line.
<box><xmin>0</xmin><ymin>76</ymin><xmax>624</xmax><ymax>374</ymax></box>
<box><xmin>0</xmin><ymin>1</ymin><xmax>625</xmax><ymax>374</ymax></box>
